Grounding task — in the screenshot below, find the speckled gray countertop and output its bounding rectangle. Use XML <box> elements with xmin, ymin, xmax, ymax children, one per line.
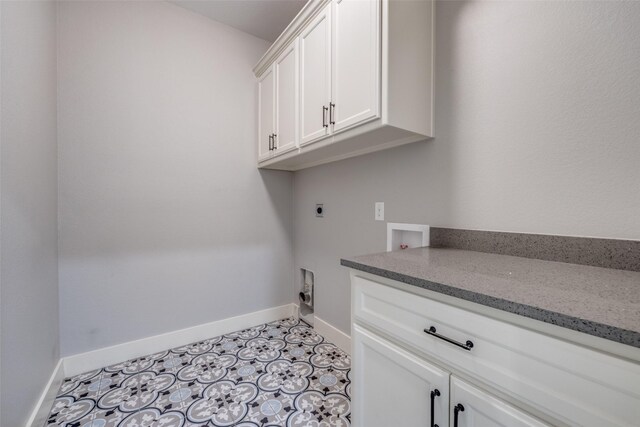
<box><xmin>341</xmin><ymin>247</ymin><xmax>640</xmax><ymax>348</ymax></box>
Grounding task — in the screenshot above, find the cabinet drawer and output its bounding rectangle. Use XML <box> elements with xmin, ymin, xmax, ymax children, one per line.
<box><xmin>352</xmin><ymin>275</ymin><xmax>640</xmax><ymax>426</ymax></box>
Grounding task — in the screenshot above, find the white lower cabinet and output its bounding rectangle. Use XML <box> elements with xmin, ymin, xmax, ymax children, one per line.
<box><xmin>450</xmin><ymin>377</ymin><xmax>548</xmax><ymax>427</ymax></box>
<box><xmin>352</xmin><ymin>325</ymin><xmax>449</xmax><ymax>427</ymax></box>
<box><xmin>350</xmin><ymin>273</ymin><xmax>640</xmax><ymax>427</ymax></box>
<box><xmin>353</xmin><ymin>324</ymin><xmax>546</xmax><ymax>427</ymax></box>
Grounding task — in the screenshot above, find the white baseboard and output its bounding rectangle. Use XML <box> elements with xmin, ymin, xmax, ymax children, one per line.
<box><xmin>290</xmin><ymin>304</ymin><xmax>351</xmax><ymax>354</ymax></box>
<box><xmin>314</xmin><ymin>316</ymin><xmax>352</xmax><ymax>355</ymax></box>
<box><xmin>63</xmin><ymin>304</ymin><xmax>295</xmax><ymax>377</ymax></box>
<box><xmin>26</xmin><ymin>358</ymin><xmax>65</xmax><ymax>427</ymax></box>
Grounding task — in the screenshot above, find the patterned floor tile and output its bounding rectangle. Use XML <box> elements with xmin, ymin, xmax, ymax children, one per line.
<box><xmin>243</xmin><ymin>390</ymin><xmax>296</xmax><ymax>425</ymax></box>
<box><xmin>288</xmin><ymin>391</ymin><xmax>351</xmax><ymax>427</ymax></box>
<box><xmin>170</xmin><ymin>338</ymin><xmax>220</xmax><ymax>357</ymax></box>
<box><xmin>57</xmin><ymin>374</ymin><xmax>106</xmax><ymax>402</ymax></box>
<box><xmin>97</xmin><ymin>370</ymin><xmax>177</xmax><ymax>414</ymax></box>
<box><xmin>257</xmin><ymin>360</ymin><xmax>314</xmax><ymax>395</ymax></box>
<box><xmin>280</xmin><ymin>343</ymin><xmax>315</xmax><ymax>363</ymax></box>
<box><xmin>46</xmin><ymin>317</ymin><xmax>351</xmax><ymax>426</ymax></box>
<box><xmin>47</xmin><ymin>396</ymin><xmax>97</xmax><ymax>426</ymax></box>
<box><xmin>119</xmin><ymin>408</ymin><xmax>186</xmax><ymax>427</ymax></box>
<box><xmin>56</xmin><ymin>369</ymin><xmax>103</xmax><ymax>399</ymax></box>
<box><xmin>147</xmin><ymin>379</ymin><xmax>206</xmax><ymax>413</ymax></box>
<box><xmin>71</xmin><ymin>408</ymin><xmax>126</xmax><ymax>427</ymax></box>
<box><xmin>307</xmin><ymin>367</ymin><xmax>349</xmax><ymax>396</ymax></box>
<box><xmin>226</xmin><ymin>359</ymin><xmax>268</xmax><ymax>383</ymax></box>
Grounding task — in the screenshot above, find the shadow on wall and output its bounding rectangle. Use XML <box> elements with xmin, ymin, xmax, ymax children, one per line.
<box><xmin>259</xmin><ymin>168</ymin><xmax>295</xmax><ymax>245</ymax></box>
<box><xmin>259</xmin><ymin>168</ymin><xmax>296</xmax><ymax>301</ymax></box>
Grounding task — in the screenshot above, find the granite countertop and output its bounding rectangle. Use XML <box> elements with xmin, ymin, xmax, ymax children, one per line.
<box><xmin>341</xmin><ymin>247</ymin><xmax>640</xmax><ymax>348</ymax></box>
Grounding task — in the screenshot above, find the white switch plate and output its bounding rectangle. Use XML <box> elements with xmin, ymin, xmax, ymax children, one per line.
<box><xmin>375</xmin><ymin>202</ymin><xmax>384</xmax><ymax>221</ymax></box>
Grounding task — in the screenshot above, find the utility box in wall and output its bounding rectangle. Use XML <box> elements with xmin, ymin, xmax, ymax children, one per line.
<box><xmin>299</xmin><ymin>268</ymin><xmax>314</xmax><ymax>325</ymax></box>
<box><xmin>387</xmin><ymin>223</ymin><xmax>430</xmax><ymax>252</ymax></box>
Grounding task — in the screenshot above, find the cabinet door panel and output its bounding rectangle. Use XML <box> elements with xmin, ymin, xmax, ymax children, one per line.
<box><xmin>451</xmin><ymin>378</ymin><xmax>549</xmax><ymax>427</ymax></box>
<box><xmin>274</xmin><ymin>40</ymin><xmax>298</xmax><ymax>155</ymax></box>
<box><xmin>331</xmin><ymin>0</ymin><xmax>380</xmax><ymax>132</ymax></box>
<box><xmin>258</xmin><ymin>67</ymin><xmax>274</xmax><ymax>161</ymax></box>
<box><xmin>352</xmin><ymin>325</ymin><xmax>449</xmax><ymax>427</ymax></box>
<box><xmin>300</xmin><ymin>5</ymin><xmax>331</xmax><ymax>146</ymax></box>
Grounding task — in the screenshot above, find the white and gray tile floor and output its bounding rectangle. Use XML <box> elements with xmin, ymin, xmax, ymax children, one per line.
<box><xmin>46</xmin><ymin>317</ymin><xmax>351</xmax><ymax>427</ymax></box>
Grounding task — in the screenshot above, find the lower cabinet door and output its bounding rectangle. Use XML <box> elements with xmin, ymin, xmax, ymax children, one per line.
<box><xmin>352</xmin><ymin>324</ymin><xmax>449</xmax><ymax>427</ymax></box>
<box><xmin>450</xmin><ymin>377</ymin><xmax>549</xmax><ymax>427</ymax></box>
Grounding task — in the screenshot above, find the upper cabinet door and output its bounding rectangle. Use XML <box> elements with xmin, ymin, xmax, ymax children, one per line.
<box><xmin>258</xmin><ymin>66</ymin><xmax>275</xmax><ymax>161</ymax></box>
<box><xmin>274</xmin><ymin>40</ymin><xmax>298</xmax><ymax>155</ymax></box>
<box><xmin>331</xmin><ymin>0</ymin><xmax>380</xmax><ymax>133</ymax></box>
<box><xmin>352</xmin><ymin>325</ymin><xmax>450</xmax><ymax>427</ymax></box>
<box><xmin>451</xmin><ymin>377</ymin><xmax>549</xmax><ymax>427</ymax></box>
<box><xmin>300</xmin><ymin>5</ymin><xmax>332</xmax><ymax>146</ymax></box>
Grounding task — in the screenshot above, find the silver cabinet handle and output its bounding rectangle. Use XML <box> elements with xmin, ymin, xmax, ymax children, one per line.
<box><xmin>329</xmin><ymin>102</ymin><xmax>335</xmax><ymax>125</ymax></box>
<box><xmin>322</xmin><ymin>106</ymin><xmax>328</xmax><ymax>128</ymax></box>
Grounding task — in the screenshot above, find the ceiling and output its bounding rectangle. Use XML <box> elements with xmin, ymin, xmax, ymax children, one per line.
<box><xmin>171</xmin><ymin>0</ymin><xmax>308</xmax><ymax>42</ymax></box>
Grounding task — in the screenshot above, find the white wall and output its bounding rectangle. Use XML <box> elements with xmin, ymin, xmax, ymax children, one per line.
<box><xmin>0</xmin><ymin>1</ymin><xmax>59</xmax><ymax>425</ymax></box>
<box><xmin>58</xmin><ymin>1</ymin><xmax>293</xmax><ymax>356</ymax></box>
<box><xmin>294</xmin><ymin>0</ymin><xmax>640</xmax><ymax>334</ymax></box>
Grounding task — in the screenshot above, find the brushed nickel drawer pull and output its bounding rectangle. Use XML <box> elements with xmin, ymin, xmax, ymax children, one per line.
<box><xmin>329</xmin><ymin>102</ymin><xmax>335</xmax><ymax>125</ymax></box>
<box><xmin>424</xmin><ymin>326</ymin><xmax>474</xmax><ymax>351</ymax></box>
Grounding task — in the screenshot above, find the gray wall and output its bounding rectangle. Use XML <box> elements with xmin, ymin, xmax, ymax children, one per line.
<box><xmin>58</xmin><ymin>1</ymin><xmax>293</xmax><ymax>356</ymax></box>
<box><xmin>294</xmin><ymin>0</ymin><xmax>640</xmax><ymax>334</ymax></box>
<box><xmin>0</xmin><ymin>1</ymin><xmax>59</xmax><ymax>425</ymax></box>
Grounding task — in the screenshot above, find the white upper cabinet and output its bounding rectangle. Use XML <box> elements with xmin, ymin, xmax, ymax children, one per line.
<box><xmin>274</xmin><ymin>40</ymin><xmax>298</xmax><ymax>155</ymax></box>
<box><xmin>258</xmin><ymin>66</ymin><xmax>275</xmax><ymax>161</ymax></box>
<box><xmin>331</xmin><ymin>0</ymin><xmax>380</xmax><ymax>132</ymax></box>
<box><xmin>300</xmin><ymin>6</ymin><xmax>332</xmax><ymax>146</ymax></box>
<box><xmin>254</xmin><ymin>0</ymin><xmax>434</xmax><ymax>170</ymax></box>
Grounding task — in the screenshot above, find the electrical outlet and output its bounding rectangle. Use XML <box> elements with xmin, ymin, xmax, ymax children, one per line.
<box><xmin>375</xmin><ymin>202</ymin><xmax>384</xmax><ymax>221</ymax></box>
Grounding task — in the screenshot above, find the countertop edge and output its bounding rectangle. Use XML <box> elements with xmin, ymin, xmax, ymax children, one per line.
<box><xmin>340</xmin><ymin>258</ymin><xmax>640</xmax><ymax>349</ymax></box>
